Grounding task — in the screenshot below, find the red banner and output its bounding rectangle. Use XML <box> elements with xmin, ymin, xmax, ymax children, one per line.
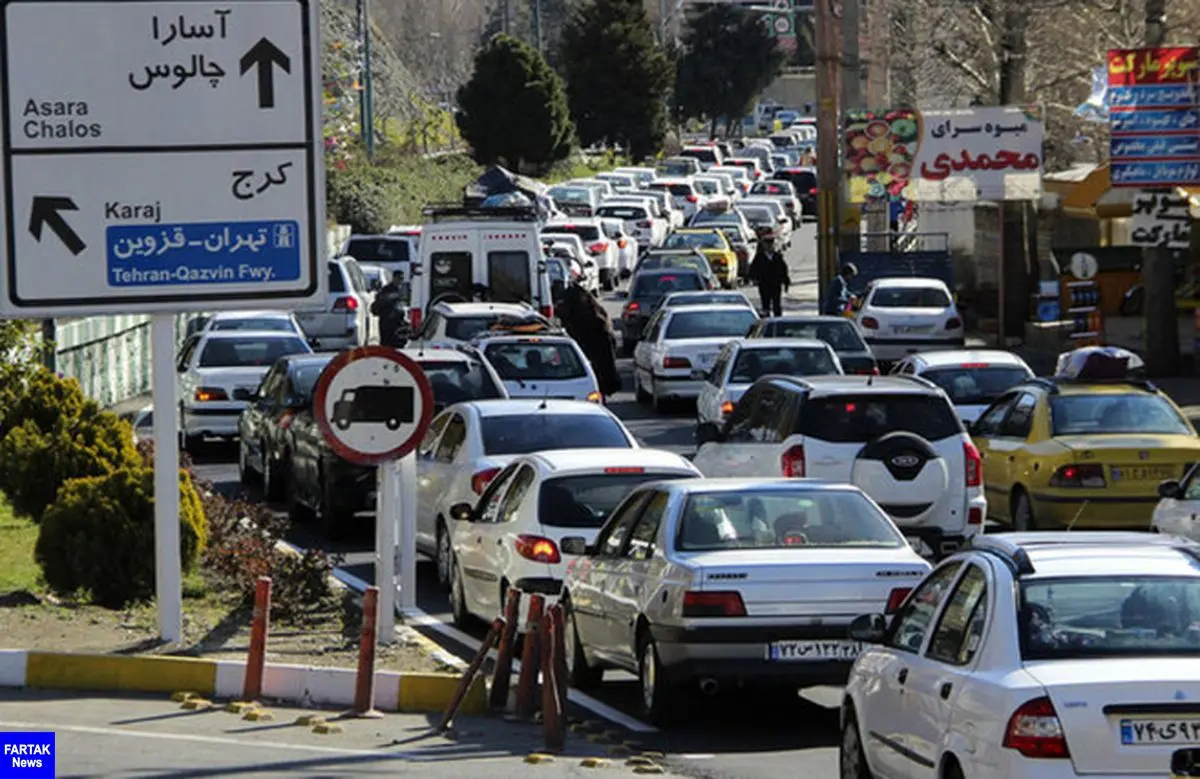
<box><xmin>1108</xmin><ymin>47</ymin><xmax>1200</xmax><ymax>86</ymax></box>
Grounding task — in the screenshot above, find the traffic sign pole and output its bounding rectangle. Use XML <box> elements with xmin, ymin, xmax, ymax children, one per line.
<box><xmin>397</xmin><ymin>451</ymin><xmax>418</xmax><ymax>611</ymax></box>
<box><xmin>375</xmin><ymin>459</ymin><xmax>398</xmax><ymax>642</ymax></box>
<box><xmin>151</xmin><ymin>313</ymin><xmax>182</xmax><ymax>643</ymax></box>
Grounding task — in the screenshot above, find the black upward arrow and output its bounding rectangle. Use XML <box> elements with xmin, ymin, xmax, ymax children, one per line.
<box><xmin>29</xmin><ymin>196</ymin><xmax>85</xmax><ymax>255</ymax></box>
<box><xmin>240</xmin><ymin>37</ymin><xmax>291</xmax><ymax>109</ymax></box>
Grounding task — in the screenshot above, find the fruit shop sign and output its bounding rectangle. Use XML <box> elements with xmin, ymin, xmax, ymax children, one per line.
<box><xmin>843</xmin><ymin>105</ymin><xmax>1045</xmax><ymax>203</ymax></box>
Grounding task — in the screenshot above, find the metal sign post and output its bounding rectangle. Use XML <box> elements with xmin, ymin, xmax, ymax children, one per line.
<box><xmin>312</xmin><ymin>346</ymin><xmax>433</xmax><ymax>643</ymax></box>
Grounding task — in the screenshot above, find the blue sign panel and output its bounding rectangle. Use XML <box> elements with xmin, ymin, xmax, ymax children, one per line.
<box><xmin>1111</xmin><ymin>134</ymin><xmax>1200</xmax><ymax>158</ymax></box>
<box><xmin>1110</xmin><ymin>108</ymin><xmax>1200</xmax><ymax>134</ymax></box>
<box><xmin>1108</xmin><ymin>84</ymin><xmax>1198</xmax><ymax>108</ymax></box>
<box><xmin>107</xmin><ymin>220</ymin><xmax>302</xmax><ymax>287</ymax></box>
<box><xmin>1111</xmin><ymin>160</ymin><xmax>1200</xmax><ymax>186</ymax></box>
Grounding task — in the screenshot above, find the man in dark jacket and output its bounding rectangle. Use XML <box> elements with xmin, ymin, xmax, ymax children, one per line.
<box><xmin>559</xmin><ymin>282</ymin><xmax>621</xmax><ymax>399</ymax></box>
<box><xmin>822</xmin><ymin>262</ymin><xmax>858</xmax><ymax>316</ymax></box>
<box><xmin>370</xmin><ymin>274</ymin><xmax>411</xmax><ymax>347</ymax></box>
<box><xmin>748</xmin><ymin>236</ymin><xmax>789</xmax><ymax>317</ymax></box>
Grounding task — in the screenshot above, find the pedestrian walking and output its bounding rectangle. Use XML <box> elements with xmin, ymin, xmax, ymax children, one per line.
<box><xmin>748</xmin><ymin>235</ymin><xmax>790</xmax><ymax>317</ymax></box>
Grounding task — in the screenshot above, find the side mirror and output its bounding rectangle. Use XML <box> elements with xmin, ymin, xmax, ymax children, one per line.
<box><xmin>449</xmin><ymin>502</ymin><xmax>474</xmax><ymax>522</ymax></box>
<box><xmin>689</xmin><ymin>369</ymin><xmax>708</xmax><ymax>381</ymax></box>
<box><xmin>848</xmin><ymin>613</ymin><xmax>888</xmax><ymax>644</ymax></box>
<box><xmin>560</xmin><ymin>536</ymin><xmax>590</xmax><ymax>556</ymax></box>
<box><xmin>176</xmin><ymin>364</ymin><xmax>188</xmax><ymax>374</ymax></box>
<box><xmin>1159</xmin><ymin>479</ymin><xmax>1183</xmax><ymax>500</ymax></box>
<box><xmin>695</xmin><ymin>422</ymin><xmax>723</xmax><ymax>446</ymax></box>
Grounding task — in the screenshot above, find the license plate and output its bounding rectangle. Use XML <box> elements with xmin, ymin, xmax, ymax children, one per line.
<box><xmin>768</xmin><ymin>640</ymin><xmax>863</xmax><ymax>662</ymax></box>
<box><xmin>893</xmin><ymin>325</ymin><xmax>931</xmax><ymax>334</ymax></box>
<box><xmin>1121</xmin><ymin>718</ymin><xmax>1200</xmax><ymax>745</ymax></box>
<box><xmin>697</xmin><ymin>353</ymin><xmax>717</xmax><ymax>365</ymax></box>
<box><xmin>1111</xmin><ymin>465</ymin><xmax>1177</xmax><ymax>482</ymax></box>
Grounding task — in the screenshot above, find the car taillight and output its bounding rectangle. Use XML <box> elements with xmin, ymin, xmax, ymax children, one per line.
<box><xmin>885</xmin><ymin>587</ymin><xmax>911</xmax><ymax>614</ymax></box>
<box><xmin>515</xmin><ymin>534</ymin><xmax>561</xmax><ymax>564</ymax></box>
<box><xmin>539</xmin><ymin>304</ymin><xmax>554</xmax><ymax>320</ymax></box>
<box><xmin>623</xmin><ymin>301</ymin><xmax>640</xmax><ymax>317</ymax></box>
<box><xmin>471</xmin><ymin>467</ymin><xmax>501</xmax><ymax>495</ymax></box>
<box><xmin>721</xmin><ymin>401</ymin><xmax>734</xmax><ymax>414</ymax></box>
<box><xmin>1003</xmin><ymin>697</ymin><xmax>1070</xmax><ymax>759</ymax></box>
<box><xmin>781</xmin><ymin>444</ymin><xmax>805</xmax><ymax>477</ymax></box>
<box><xmin>1049</xmin><ymin>463</ymin><xmax>1106</xmax><ymax>488</ymax></box>
<box><xmin>409</xmin><ymin>308</ymin><xmax>422</xmax><ymax>330</ymax></box>
<box><xmin>586</xmin><ymin>391</ymin><xmax>602</xmax><ymax>403</ymax></box>
<box><xmin>861</xmin><ymin>316</ymin><xmax>880</xmax><ymax>329</ymax></box>
<box><xmin>686</xmin><ymin>195</ymin><xmax>698</xmax><ymax>203</ymax></box>
<box><xmin>853</xmin><ymin>366</ymin><xmax>881</xmax><ymax>375</ymax></box>
<box><xmin>964</xmin><ymin>440</ymin><xmax>982</xmax><ymax>487</ymax></box>
<box><xmin>194</xmin><ymin>387</ymin><xmax>228</xmax><ymax>402</ymax></box>
<box><xmin>968</xmin><ymin>506</ymin><xmax>983</xmax><ymax>525</ymax></box>
<box><xmin>332</xmin><ymin>295</ymin><xmax>359</xmax><ymax>312</ymax></box>
<box><xmin>682</xmin><ymin>591</ymin><xmax>746</xmax><ymax>617</ymax></box>
<box><xmin>663</xmin><ymin>356</ymin><xmax>691</xmax><ymax>369</ymax></box>
<box><xmin>618</xmin><ymin>238</ymin><xmax>629</xmax><ymax>249</ymax></box>
<box><xmin>946</xmin><ymin>317</ymin><xmax>962</xmax><ymax>330</ymax></box>
<box><xmin>588</xmin><ymin>241</ymin><xmax>608</xmax><ymax>255</ymax></box>
<box><xmin>809</xmin><ymin>187</ymin><xmax>818</xmax><ymax>194</ymax></box>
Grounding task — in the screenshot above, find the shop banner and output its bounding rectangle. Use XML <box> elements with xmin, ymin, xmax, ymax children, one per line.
<box><xmin>1107</xmin><ymin>47</ymin><xmax>1200</xmax><ymax>188</ymax></box>
<box><xmin>1131</xmin><ymin>189</ymin><xmax>1192</xmax><ymax>249</ymax></box>
<box><xmin>844</xmin><ymin>105</ymin><xmax>1044</xmax><ymax>203</ymax></box>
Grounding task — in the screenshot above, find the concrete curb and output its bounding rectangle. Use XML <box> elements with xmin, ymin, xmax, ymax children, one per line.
<box><xmin>0</xmin><ymin>649</ymin><xmax>486</xmax><ymax>715</ymax></box>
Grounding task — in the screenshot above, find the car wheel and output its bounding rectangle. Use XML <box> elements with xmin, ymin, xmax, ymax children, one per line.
<box><xmin>262</xmin><ymin>448</ymin><xmax>285</xmax><ymax>502</ymax></box>
<box><xmin>450</xmin><ymin>557</ymin><xmax>472</xmax><ymax>629</ymax></box>
<box><xmin>182</xmin><ymin>434</ymin><xmax>203</xmax><ymax>454</ymax></box>
<box><xmin>435</xmin><ymin>519</ymin><xmax>453</xmax><ymax>590</ymax></box>
<box><xmin>563</xmin><ymin>598</ymin><xmax>603</xmax><ymax>689</ymax></box>
<box><xmin>237</xmin><ymin>440</ymin><xmax>259</xmax><ymax>486</ymax></box>
<box><xmin>840</xmin><ymin>708</ymin><xmax>874</xmax><ymax>779</ymax></box>
<box><xmin>1013</xmin><ymin>489</ymin><xmax>1036</xmax><ymax>532</ymax></box>
<box><xmin>637</xmin><ymin>631</ymin><xmax>678</xmax><ymax>725</ymax></box>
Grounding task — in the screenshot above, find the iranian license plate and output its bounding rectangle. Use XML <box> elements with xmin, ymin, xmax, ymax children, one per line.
<box><xmin>697</xmin><ymin>353</ymin><xmax>717</xmax><ymax>366</ymax></box>
<box><xmin>1111</xmin><ymin>465</ymin><xmax>1177</xmax><ymax>482</ymax></box>
<box><xmin>768</xmin><ymin>640</ymin><xmax>863</xmax><ymax>662</ymax></box>
<box><xmin>893</xmin><ymin>325</ymin><xmax>931</xmax><ymax>334</ymax></box>
<box><xmin>1121</xmin><ymin>718</ymin><xmax>1200</xmax><ymax>745</ymax></box>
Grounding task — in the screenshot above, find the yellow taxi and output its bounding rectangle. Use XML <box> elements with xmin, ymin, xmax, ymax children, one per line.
<box><xmin>662</xmin><ymin>228</ymin><xmax>738</xmax><ymax>288</ymax></box>
<box><xmin>971</xmin><ymin>375</ymin><xmax>1200</xmax><ymax>530</ymax></box>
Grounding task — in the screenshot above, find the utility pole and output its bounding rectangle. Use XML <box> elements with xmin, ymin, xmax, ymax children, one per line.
<box><xmin>356</xmin><ymin>0</ymin><xmax>375</xmax><ymax>159</ymax></box>
<box><xmin>815</xmin><ymin>0</ymin><xmax>843</xmax><ymax>312</ymax></box>
<box><xmin>839</xmin><ymin>0</ymin><xmax>862</xmax><ymax>255</ymax></box>
<box><xmin>532</xmin><ymin>0</ymin><xmax>543</xmax><ymax>53</ymax></box>
<box><xmin>1142</xmin><ymin>0</ymin><xmax>1178</xmax><ymax>376</ymax></box>
<box><xmin>996</xmin><ymin>0</ymin><xmax>1029</xmax><ymax>341</ymax></box>
<box><xmin>503</xmin><ymin>0</ymin><xmax>511</xmax><ymax>35</ymax></box>
<box><xmin>862</xmin><ymin>0</ymin><xmax>890</xmax><ymax>250</ymax></box>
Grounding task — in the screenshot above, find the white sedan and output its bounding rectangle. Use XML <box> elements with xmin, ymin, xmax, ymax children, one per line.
<box><xmin>445</xmin><ymin>448</ymin><xmax>701</xmax><ymax>628</ymax></box>
<box><xmin>472</xmin><ymin>333</ymin><xmax>602</xmax><ymax>403</ymax></box>
<box><xmin>415</xmin><ymin>399</ymin><xmax>638</xmax><ymax>589</ymax></box>
<box><xmin>632</xmin><ymin>304</ymin><xmax>760</xmax><ymax>411</ymax></box>
<box><xmin>890</xmin><ymin>349</ymin><xmax>1034</xmax><ymax>424</ymax></box>
<box><xmin>1152</xmin><ymin>464</ymin><xmax>1200</xmax><ymax>540</ymax></box>
<box><xmin>856</xmin><ymin>277</ymin><xmax>965</xmax><ymax>363</ymax></box>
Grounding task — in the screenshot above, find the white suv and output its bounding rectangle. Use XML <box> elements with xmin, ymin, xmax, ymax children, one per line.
<box><xmin>692</xmin><ymin>374</ymin><xmax>986</xmax><ymax>558</ymax></box>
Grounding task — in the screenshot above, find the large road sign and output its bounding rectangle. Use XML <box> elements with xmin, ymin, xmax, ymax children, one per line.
<box><xmin>0</xmin><ymin>0</ymin><xmax>325</xmax><ymax>316</ymax></box>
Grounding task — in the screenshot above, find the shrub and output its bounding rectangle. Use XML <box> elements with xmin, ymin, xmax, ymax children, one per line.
<box><xmin>326</xmin><ymin>163</ymin><xmax>404</xmax><ymax>234</ymax></box>
<box><xmin>0</xmin><ymin>368</ymin><xmax>89</xmax><ymax>443</ymax></box>
<box><xmin>35</xmin><ymin>466</ymin><xmax>208</xmax><ymax>608</ymax></box>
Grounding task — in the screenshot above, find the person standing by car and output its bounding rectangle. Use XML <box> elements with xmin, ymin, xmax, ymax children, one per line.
<box><xmin>559</xmin><ymin>281</ymin><xmax>621</xmax><ymax>399</ymax></box>
<box><xmin>822</xmin><ymin>262</ymin><xmax>858</xmax><ymax>317</ymax></box>
<box><xmin>370</xmin><ymin>274</ymin><xmax>411</xmax><ymax>347</ymax></box>
<box><xmin>748</xmin><ymin>235</ymin><xmax>789</xmax><ymax>317</ymax></box>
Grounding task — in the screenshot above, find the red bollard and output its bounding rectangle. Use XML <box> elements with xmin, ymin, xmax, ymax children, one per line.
<box><xmin>439</xmin><ymin>617</ymin><xmax>504</xmax><ymax>731</ymax></box>
<box><xmin>550</xmin><ymin>604</ymin><xmax>569</xmax><ymax>716</ymax></box>
<box><xmin>489</xmin><ymin>588</ymin><xmax>522</xmax><ymax>711</ymax></box>
<box><xmin>541</xmin><ymin>612</ymin><xmax>564</xmax><ymax>752</ymax></box>
<box><xmin>351</xmin><ymin>586</ymin><xmax>383</xmax><ymax>717</ymax></box>
<box><xmin>241</xmin><ymin>577</ymin><xmax>272</xmax><ymax>703</ymax></box>
<box><xmin>515</xmin><ymin>594</ymin><xmax>545</xmax><ymax>721</ymax></box>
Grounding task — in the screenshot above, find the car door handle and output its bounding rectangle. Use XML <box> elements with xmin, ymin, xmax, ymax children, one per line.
<box><xmin>496</xmin><ymin>539</ymin><xmax>502</xmax><ymax>546</ymax></box>
<box><xmin>897</xmin><ymin>668</ymin><xmax>908</xmax><ymax>685</ymax></box>
<box><xmin>939</xmin><ymin>682</ymin><xmax>953</xmax><ymax>699</ymax></box>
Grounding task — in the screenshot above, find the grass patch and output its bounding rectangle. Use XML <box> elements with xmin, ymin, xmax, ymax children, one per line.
<box><xmin>0</xmin><ymin>494</ymin><xmax>40</xmax><ymax>594</ymax></box>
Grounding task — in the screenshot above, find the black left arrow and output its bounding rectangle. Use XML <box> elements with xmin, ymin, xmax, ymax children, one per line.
<box><xmin>239</xmin><ymin>37</ymin><xmax>291</xmax><ymax>109</ymax></box>
<box><xmin>29</xmin><ymin>196</ymin><xmax>85</xmax><ymax>255</ymax></box>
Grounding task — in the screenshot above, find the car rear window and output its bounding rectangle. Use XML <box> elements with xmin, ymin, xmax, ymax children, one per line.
<box><xmin>198</xmin><ymin>336</ymin><xmax>309</xmax><ymax>368</ymax></box>
<box><xmin>487</xmin><ymin>251</ymin><xmax>532</xmax><ymax>305</ymax></box>
<box><xmin>692</xmin><ymin>212</ymin><xmax>739</xmax><ymax>226</ymax></box>
<box><xmin>870</xmin><ymin>287</ymin><xmax>952</xmax><ymax>308</ymax></box>
<box><xmin>539</xmin><ymin>472</ymin><xmax>694</xmax><ymax>528</ymax></box>
<box><xmin>416</xmin><ymin>360</ymin><xmax>505</xmax><ymax>406</ymax></box>
<box><xmin>665</xmin><ymin>309</ymin><xmax>757</xmax><ymax>339</ymax></box>
<box><xmin>739</xmin><ymin>207</ymin><xmax>773</xmax><ymax>224</ymax></box>
<box><xmin>682</xmin><ymin>148</ymin><xmax>719</xmax><ymax>162</ymax></box>
<box><xmin>632</xmin><ymin>273</ymin><xmax>703</xmax><ymax>296</ymax></box>
<box><xmin>752</xmin><ymin>183</ymin><xmax>792</xmax><ymax>196</ymax></box>
<box><xmin>1020</xmin><ymin>576</ymin><xmax>1200</xmax><ymax>660</ymax></box>
<box><xmin>693</xmin><ymin>179</ymin><xmax>719</xmax><ymax>194</ymax></box>
<box><xmin>921</xmin><ymin>366</ymin><xmax>1031</xmax><ymax>406</ymax></box>
<box><xmin>211</xmin><ymin>318</ymin><xmax>296</xmax><ymax>332</ymax></box>
<box><xmin>543</xmin><ymin>225</ymin><xmax>601</xmax><ymax>241</ymax></box>
<box><xmin>445</xmin><ymin>316</ymin><xmax>502</xmax><ymax>342</ymax></box>
<box><xmin>484</xmin><ymin>342</ymin><xmax>586</xmax><ymax>380</ymax></box>
<box><xmin>665</xmin><ymin>293</ymin><xmax>747</xmax><ymax>308</ymax></box>
<box><xmin>675</xmin><ymin>489</ymin><xmax>903</xmax><ymax>551</ymax></box>
<box><xmin>667</xmin><ymin>183</ymin><xmax>694</xmax><ymax>196</ymax></box>
<box><xmin>796</xmin><ymin>394</ymin><xmax>962</xmax><ymax>442</ymax></box>
<box><xmin>549</xmin><ymin>187</ymin><xmax>591</xmax><ymax>202</ymax></box>
<box><xmin>765</xmin><ymin>321</ymin><xmax>867</xmax><ymax>352</ymax></box>
<box><xmin>1050</xmin><ymin>393</ymin><xmax>1190</xmax><ymax>436</ymax></box>
<box><xmin>344</xmin><ymin>238</ymin><xmax>409</xmax><ymax>263</ymax></box>
<box><xmin>665</xmin><ymin>232</ymin><xmax>724</xmax><ymax>250</ymax></box>
<box><xmin>327</xmin><ymin>264</ymin><xmax>346</xmax><ymax>293</ymax></box>
<box><xmin>598</xmin><ymin>206</ymin><xmax>645</xmax><ymax>220</ymax></box>
<box><xmin>480</xmin><ymin>414</ymin><xmax>630</xmax><ymax>455</ymax></box>
<box><xmin>730</xmin><ymin>346</ymin><xmax>839</xmax><ymax>383</ymax></box>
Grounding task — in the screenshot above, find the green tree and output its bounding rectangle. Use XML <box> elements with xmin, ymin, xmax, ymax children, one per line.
<box><xmin>456</xmin><ymin>34</ymin><xmax>575</xmax><ymax>175</ymax></box>
<box><xmin>674</xmin><ymin>5</ymin><xmax>786</xmax><ymax>138</ymax></box>
<box><xmin>559</xmin><ymin>0</ymin><xmax>673</xmax><ymax>161</ymax></box>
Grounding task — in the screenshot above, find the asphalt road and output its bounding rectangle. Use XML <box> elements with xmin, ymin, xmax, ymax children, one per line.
<box><xmin>190</xmin><ymin>224</ymin><xmax>849</xmax><ymax>779</ymax></box>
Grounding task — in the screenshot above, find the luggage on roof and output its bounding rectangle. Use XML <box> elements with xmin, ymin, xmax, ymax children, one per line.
<box><xmin>1054</xmin><ymin>346</ymin><xmax>1144</xmax><ymax>381</ymax></box>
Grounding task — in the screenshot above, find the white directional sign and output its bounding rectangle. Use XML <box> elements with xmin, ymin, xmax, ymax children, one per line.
<box><xmin>0</xmin><ymin>0</ymin><xmax>324</xmax><ymax>316</ymax></box>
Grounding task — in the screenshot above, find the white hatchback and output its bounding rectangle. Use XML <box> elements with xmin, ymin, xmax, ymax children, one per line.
<box><xmin>857</xmin><ymin>277</ymin><xmax>965</xmax><ymax>363</ymax></box>
<box><xmin>473</xmin><ymin>333</ymin><xmax>602</xmax><ymax>403</ymax></box>
<box><xmin>891</xmin><ymin>349</ymin><xmax>1034</xmax><ymax>424</ymax></box>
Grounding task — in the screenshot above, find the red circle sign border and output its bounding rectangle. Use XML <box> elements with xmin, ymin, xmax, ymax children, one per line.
<box><xmin>311</xmin><ymin>346</ymin><xmax>435</xmax><ymax>466</ymax></box>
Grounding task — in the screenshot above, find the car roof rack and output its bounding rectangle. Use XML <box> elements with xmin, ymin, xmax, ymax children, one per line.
<box><xmin>1017</xmin><ymin>375</ymin><xmax>1158</xmax><ymax>395</ymax></box>
<box><xmin>423</xmin><ymin>204</ymin><xmax>539</xmax><ymax>223</ymax></box>
<box><xmin>971</xmin><ymin>532</ymin><xmax>1200</xmax><ymax>576</ymax></box>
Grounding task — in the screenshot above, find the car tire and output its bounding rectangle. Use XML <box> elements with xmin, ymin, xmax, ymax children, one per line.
<box><xmin>450</xmin><ymin>557</ymin><xmax>472</xmax><ymax>629</ymax></box>
<box><xmin>637</xmin><ymin>631</ymin><xmax>678</xmax><ymax>725</ymax></box>
<box><xmin>563</xmin><ymin>598</ymin><xmax>603</xmax><ymax>690</ymax></box>
<box><xmin>635</xmin><ymin>372</ymin><xmax>652</xmax><ymax>404</ymax></box>
<box><xmin>839</xmin><ymin>708</ymin><xmax>875</xmax><ymax>779</ymax></box>
<box><xmin>435</xmin><ymin>519</ymin><xmax>453</xmax><ymax>590</ymax></box>
<box><xmin>1013</xmin><ymin>489</ymin><xmax>1036</xmax><ymax>532</ymax></box>
<box><xmin>262</xmin><ymin>448</ymin><xmax>285</xmax><ymax>503</ymax></box>
<box><xmin>182</xmin><ymin>434</ymin><xmax>203</xmax><ymax>454</ymax></box>
<box><xmin>237</xmin><ymin>440</ymin><xmax>259</xmax><ymax>486</ymax></box>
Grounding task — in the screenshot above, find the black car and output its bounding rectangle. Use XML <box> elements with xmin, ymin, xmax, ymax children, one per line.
<box><xmin>772</xmin><ymin>167</ymin><xmax>818</xmax><ymax>218</ymax></box>
<box><xmin>237</xmin><ymin>352</ymin><xmax>337</xmax><ymax>501</ymax></box>
<box><xmin>745</xmin><ymin>315</ymin><xmax>878</xmax><ymax>375</ymax></box>
<box><xmin>285</xmin><ymin>349</ymin><xmax>507</xmax><ymax>538</ymax></box>
<box><xmin>619</xmin><ymin>268</ymin><xmax>705</xmax><ymax>355</ymax></box>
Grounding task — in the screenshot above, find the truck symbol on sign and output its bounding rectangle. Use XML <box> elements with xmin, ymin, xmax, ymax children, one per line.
<box><xmin>332</xmin><ymin>386</ymin><xmax>414</xmax><ymax>431</ymax></box>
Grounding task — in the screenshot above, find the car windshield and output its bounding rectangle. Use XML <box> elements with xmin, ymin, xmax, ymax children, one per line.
<box><xmin>1050</xmin><ymin>393</ymin><xmax>1191</xmax><ymax>435</ymax></box>
<box><xmin>211</xmin><ymin>318</ymin><xmax>296</xmax><ymax>332</ymax></box>
<box><xmin>417</xmin><ymin>360</ymin><xmax>505</xmax><ymax>407</ymax></box>
<box><xmin>796</xmin><ymin>394</ymin><xmax>963</xmax><ymax>442</ymax></box>
<box><xmin>484</xmin><ymin>342</ymin><xmax>586</xmax><ymax>380</ymax></box>
<box><xmin>870</xmin><ymin>286</ymin><xmax>953</xmax><ymax>308</ymax></box>
<box><xmin>632</xmin><ymin>273</ymin><xmax>704</xmax><ymax>297</ymax></box>
<box><xmin>666</xmin><ymin>310</ymin><xmax>758</xmax><ymax>339</ymax></box>
<box><xmin>345</xmin><ymin>238</ymin><xmax>409</xmax><ymax>262</ymax></box>
<box><xmin>665</xmin><ymin>293</ymin><xmax>747</xmax><ymax>308</ymax></box>
<box><xmin>921</xmin><ymin>366</ymin><xmax>1032</xmax><ymax>405</ymax></box>
<box><xmin>730</xmin><ymin>347</ymin><xmax>839</xmax><ymax>383</ymax></box>
<box><xmin>539</xmin><ymin>472</ymin><xmax>695</xmax><ymax>528</ymax></box>
<box><xmin>198</xmin><ymin>336</ymin><xmax>309</xmax><ymax>368</ymax></box>
<box><xmin>549</xmin><ymin>187</ymin><xmax>591</xmax><ymax>202</ymax></box>
<box><xmin>665</xmin><ymin>232</ymin><xmax>725</xmax><ymax>250</ymax></box>
<box><xmin>480</xmin><ymin>414</ymin><xmax>630</xmax><ymax>455</ymax></box>
<box><xmin>1020</xmin><ymin>576</ymin><xmax>1200</xmax><ymax>660</ymax></box>
<box><xmin>766</xmin><ymin>320</ymin><xmax>868</xmax><ymax>352</ymax></box>
<box><xmin>445</xmin><ymin>316</ymin><xmax>505</xmax><ymax>342</ymax></box>
<box><xmin>675</xmin><ymin>489</ymin><xmax>904</xmax><ymax>551</ymax></box>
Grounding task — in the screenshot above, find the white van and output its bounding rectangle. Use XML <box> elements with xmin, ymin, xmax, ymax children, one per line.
<box><xmin>409</xmin><ymin>205</ymin><xmax>554</xmax><ymax>333</ymax></box>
